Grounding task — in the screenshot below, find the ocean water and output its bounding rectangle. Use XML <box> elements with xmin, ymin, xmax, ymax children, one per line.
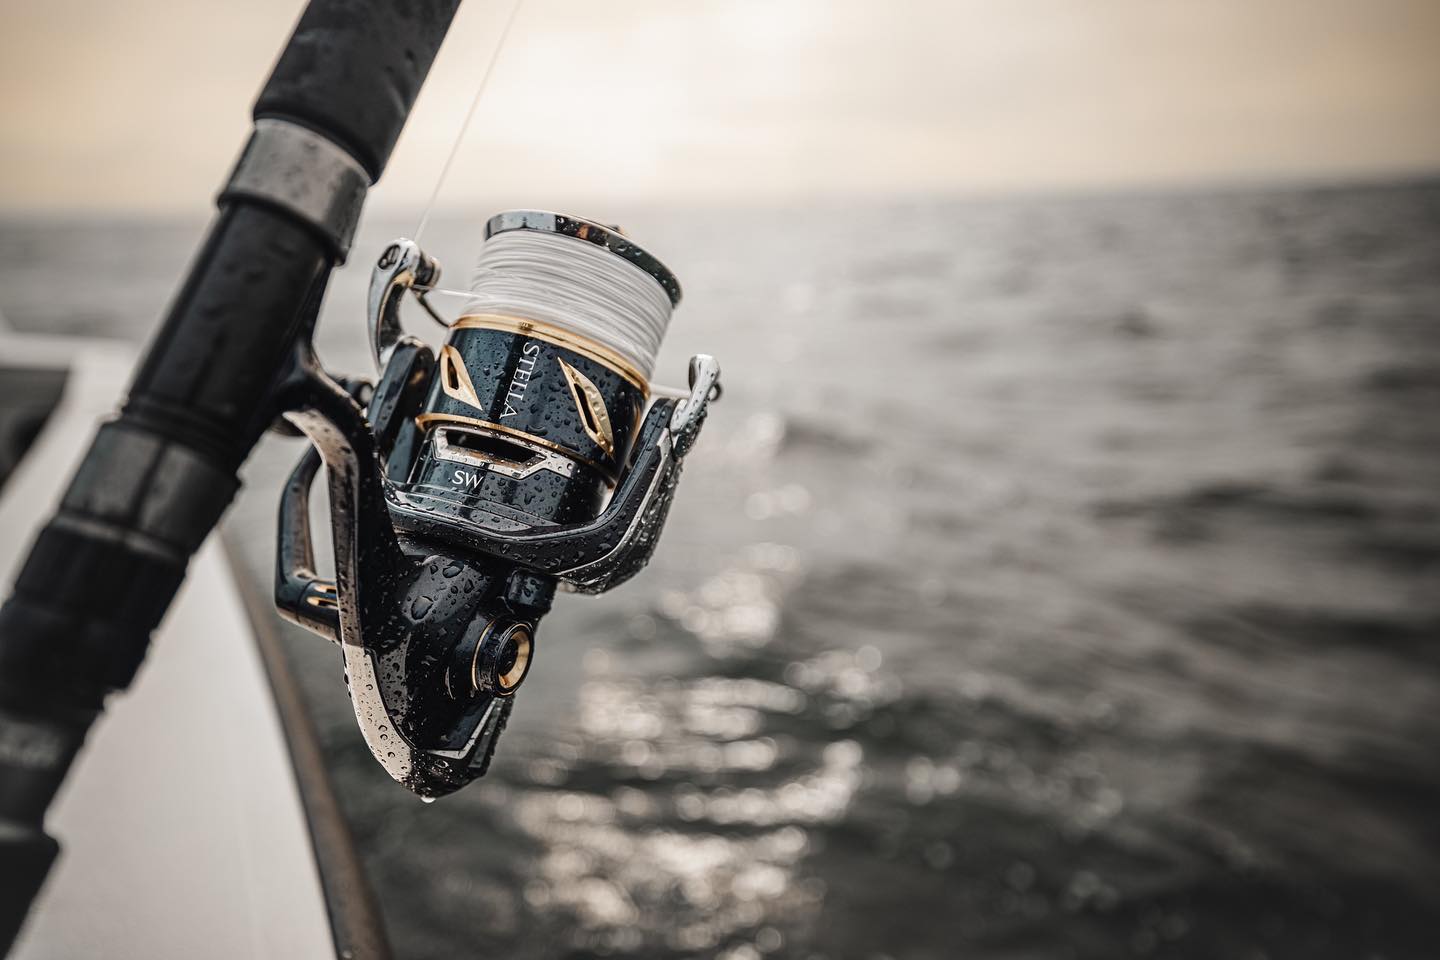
<box><xmin>2</xmin><ymin>182</ymin><xmax>1438</xmax><ymax>959</ymax></box>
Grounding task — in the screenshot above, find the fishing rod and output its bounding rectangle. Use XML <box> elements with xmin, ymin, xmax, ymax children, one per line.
<box><xmin>0</xmin><ymin>0</ymin><xmax>722</xmax><ymax>948</ymax></box>
<box><xmin>0</xmin><ymin>0</ymin><xmax>462</xmax><ymax>948</ymax></box>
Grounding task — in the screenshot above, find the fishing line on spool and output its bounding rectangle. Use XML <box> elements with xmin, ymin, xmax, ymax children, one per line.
<box><xmin>462</xmin><ymin>230</ymin><xmax>673</xmax><ymax>379</ymax></box>
<box><xmin>421</xmin><ymin>230</ymin><xmax>675</xmax><ymax>383</ymax></box>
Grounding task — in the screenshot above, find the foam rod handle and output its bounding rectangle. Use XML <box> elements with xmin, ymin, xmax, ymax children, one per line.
<box><xmin>256</xmin><ymin>0</ymin><xmax>464</xmax><ymax>181</ymax></box>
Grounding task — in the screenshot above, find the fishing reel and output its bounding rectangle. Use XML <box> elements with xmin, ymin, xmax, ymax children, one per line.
<box><xmin>271</xmin><ymin>211</ymin><xmax>720</xmax><ymax>798</ymax></box>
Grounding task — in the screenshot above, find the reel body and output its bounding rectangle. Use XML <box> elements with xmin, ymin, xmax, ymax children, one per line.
<box><xmin>273</xmin><ymin>213</ymin><xmax>719</xmax><ymax>797</ymax></box>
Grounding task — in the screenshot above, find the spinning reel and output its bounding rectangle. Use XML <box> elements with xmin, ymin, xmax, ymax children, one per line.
<box><xmin>272</xmin><ymin>212</ymin><xmax>720</xmax><ymax>798</ymax></box>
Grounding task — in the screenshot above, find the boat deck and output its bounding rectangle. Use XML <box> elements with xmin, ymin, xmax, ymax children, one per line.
<box><xmin>1</xmin><ymin>334</ymin><xmax>336</xmax><ymax>959</ymax></box>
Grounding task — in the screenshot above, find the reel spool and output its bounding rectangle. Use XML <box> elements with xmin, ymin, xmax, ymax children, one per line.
<box><xmin>274</xmin><ymin>211</ymin><xmax>721</xmax><ymax>797</ymax></box>
<box><xmin>400</xmin><ymin>213</ymin><xmax>681</xmax><ymax>534</ymax></box>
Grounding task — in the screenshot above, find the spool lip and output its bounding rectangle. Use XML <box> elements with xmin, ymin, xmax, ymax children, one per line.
<box><xmin>485</xmin><ymin>210</ymin><xmax>683</xmax><ymax>307</ymax></box>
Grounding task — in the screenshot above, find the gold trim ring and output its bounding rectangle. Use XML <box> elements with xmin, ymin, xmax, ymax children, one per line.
<box><xmin>453</xmin><ymin>313</ymin><xmax>650</xmax><ymax>394</ymax></box>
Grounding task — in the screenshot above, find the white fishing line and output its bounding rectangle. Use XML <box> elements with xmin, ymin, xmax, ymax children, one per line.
<box><xmin>459</xmin><ymin>229</ymin><xmax>674</xmax><ymax>380</ymax></box>
<box><xmin>413</xmin><ymin>0</ymin><xmax>525</xmax><ymax>243</ymax></box>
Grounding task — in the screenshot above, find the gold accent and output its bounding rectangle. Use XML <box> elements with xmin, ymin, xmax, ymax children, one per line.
<box><xmin>438</xmin><ymin>345</ymin><xmax>483</xmax><ymax>410</ymax></box>
<box><xmin>453</xmin><ymin>313</ymin><xmax>649</xmax><ymax>393</ymax></box>
<box><xmin>415</xmin><ymin>412</ymin><xmax>617</xmax><ymax>483</ymax></box>
<box><xmin>498</xmin><ymin>626</ymin><xmax>532</xmax><ymax>692</ymax></box>
<box><xmin>558</xmin><ymin>358</ymin><xmax>616</xmax><ymax>458</ymax></box>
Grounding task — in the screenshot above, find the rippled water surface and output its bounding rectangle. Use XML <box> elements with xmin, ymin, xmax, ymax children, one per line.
<box><xmin>3</xmin><ymin>183</ymin><xmax>1438</xmax><ymax>959</ymax></box>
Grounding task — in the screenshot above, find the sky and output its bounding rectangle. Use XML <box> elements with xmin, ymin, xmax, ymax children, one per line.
<box><xmin>1</xmin><ymin>0</ymin><xmax>1438</xmax><ymax>216</ymax></box>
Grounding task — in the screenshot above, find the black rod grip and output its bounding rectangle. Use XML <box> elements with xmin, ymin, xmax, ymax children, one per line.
<box><xmin>255</xmin><ymin>0</ymin><xmax>464</xmax><ymax>181</ymax></box>
<box><xmin>123</xmin><ymin>206</ymin><xmax>330</xmax><ymax>465</ymax></box>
